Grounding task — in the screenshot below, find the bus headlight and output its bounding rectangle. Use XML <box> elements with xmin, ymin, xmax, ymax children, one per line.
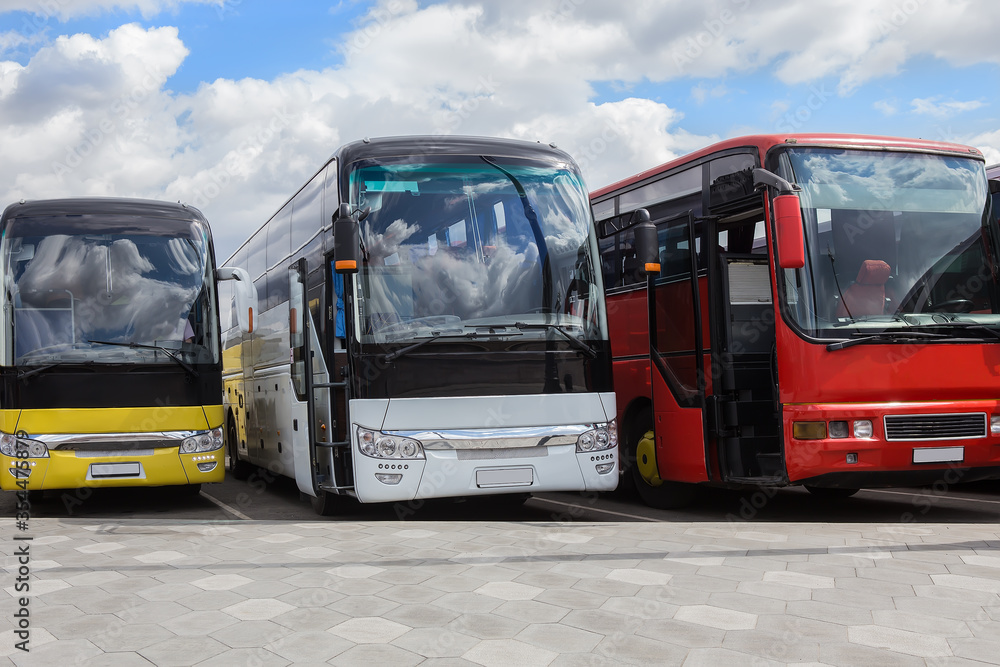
<box><xmin>577</xmin><ymin>421</ymin><xmax>618</xmax><ymax>453</ymax></box>
<box><xmin>356</xmin><ymin>428</ymin><xmax>425</xmax><ymax>460</ymax></box>
<box><xmin>181</xmin><ymin>429</ymin><xmax>225</xmax><ymax>454</ymax></box>
<box><xmin>0</xmin><ymin>432</ymin><xmax>49</xmax><ymax>458</ymax></box>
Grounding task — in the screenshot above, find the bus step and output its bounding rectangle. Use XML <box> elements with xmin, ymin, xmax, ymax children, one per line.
<box><xmin>724</xmin><ymin>475</ymin><xmax>787</xmax><ymax>486</ymax></box>
<box><xmin>317</xmin><ymin>483</ymin><xmax>355</xmax><ymax>492</ymax></box>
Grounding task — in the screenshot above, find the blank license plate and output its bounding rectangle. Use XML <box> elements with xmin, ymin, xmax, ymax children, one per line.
<box><xmin>91</xmin><ymin>462</ymin><xmax>142</xmax><ymax>478</ymax></box>
<box><xmin>476</xmin><ymin>467</ymin><xmax>533</xmax><ymax>488</ymax></box>
<box><xmin>912</xmin><ymin>447</ymin><xmax>964</xmax><ymax>464</ymax></box>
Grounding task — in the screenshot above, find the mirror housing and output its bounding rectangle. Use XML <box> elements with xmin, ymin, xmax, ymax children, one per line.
<box><xmin>752</xmin><ymin>167</ymin><xmax>805</xmax><ymax>270</ymax></box>
<box><xmin>217</xmin><ymin>266</ymin><xmax>258</xmax><ymax>334</ymax></box>
<box><xmin>333</xmin><ymin>202</ymin><xmax>361</xmax><ymax>274</ymax></box>
<box><xmin>631</xmin><ymin>208</ymin><xmax>659</xmax><ymax>275</ymax></box>
<box><xmin>773</xmin><ymin>194</ymin><xmax>805</xmax><ymax>270</ymax></box>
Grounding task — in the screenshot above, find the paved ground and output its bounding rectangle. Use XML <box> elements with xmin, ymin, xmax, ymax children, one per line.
<box><xmin>2</xmin><ymin>517</ymin><xmax>999</xmax><ymax>666</ymax></box>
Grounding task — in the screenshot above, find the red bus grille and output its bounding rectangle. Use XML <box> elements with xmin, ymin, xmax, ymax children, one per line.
<box><xmin>883</xmin><ymin>413</ymin><xmax>987</xmax><ymax>441</ymax></box>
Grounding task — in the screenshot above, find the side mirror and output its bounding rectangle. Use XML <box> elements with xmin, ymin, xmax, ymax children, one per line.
<box><xmin>333</xmin><ymin>202</ymin><xmax>361</xmax><ymax>274</ymax></box>
<box><xmin>752</xmin><ymin>168</ymin><xmax>805</xmax><ymax>270</ymax></box>
<box><xmin>217</xmin><ymin>266</ymin><xmax>258</xmax><ymax>334</ymax></box>
<box><xmin>631</xmin><ymin>209</ymin><xmax>659</xmax><ymax>275</ymax></box>
<box><xmin>773</xmin><ymin>194</ymin><xmax>805</xmax><ymax>270</ymax></box>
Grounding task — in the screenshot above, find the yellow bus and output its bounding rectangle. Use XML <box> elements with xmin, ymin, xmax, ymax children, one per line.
<box><xmin>0</xmin><ymin>198</ymin><xmax>234</xmax><ymax>497</ymax></box>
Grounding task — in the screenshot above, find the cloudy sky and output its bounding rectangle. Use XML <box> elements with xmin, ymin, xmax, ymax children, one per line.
<box><xmin>0</xmin><ymin>0</ymin><xmax>998</xmax><ymax>259</ymax></box>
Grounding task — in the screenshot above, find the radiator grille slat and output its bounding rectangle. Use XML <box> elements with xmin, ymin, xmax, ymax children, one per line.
<box><xmin>884</xmin><ymin>413</ymin><xmax>986</xmax><ymax>441</ymax></box>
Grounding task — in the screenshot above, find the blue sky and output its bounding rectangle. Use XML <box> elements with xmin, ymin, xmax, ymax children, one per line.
<box><xmin>0</xmin><ymin>0</ymin><xmax>997</xmax><ymax>257</ymax></box>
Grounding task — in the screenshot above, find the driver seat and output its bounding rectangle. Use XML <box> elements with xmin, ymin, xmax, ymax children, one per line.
<box><xmin>836</xmin><ymin>259</ymin><xmax>891</xmax><ymax>317</ymax></box>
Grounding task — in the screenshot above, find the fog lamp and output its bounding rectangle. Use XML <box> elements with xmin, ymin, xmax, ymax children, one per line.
<box><xmin>792</xmin><ymin>421</ymin><xmax>826</xmax><ymax>440</ymax></box>
<box><xmin>828</xmin><ymin>421</ymin><xmax>849</xmax><ymax>439</ymax></box>
<box><xmin>375</xmin><ymin>473</ymin><xmax>402</xmax><ymax>485</ymax></box>
<box><xmin>853</xmin><ymin>420</ymin><xmax>874</xmax><ymax>439</ymax></box>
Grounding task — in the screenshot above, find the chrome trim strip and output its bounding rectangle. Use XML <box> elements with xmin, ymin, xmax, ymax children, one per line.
<box><xmin>389</xmin><ymin>424</ymin><xmax>600</xmax><ymax>450</ymax></box>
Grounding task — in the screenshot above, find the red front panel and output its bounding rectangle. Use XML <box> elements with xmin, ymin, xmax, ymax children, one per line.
<box><xmin>777</xmin><ymin>322</ymin><xmax>1000</xmax><ymax>483</ymax></box>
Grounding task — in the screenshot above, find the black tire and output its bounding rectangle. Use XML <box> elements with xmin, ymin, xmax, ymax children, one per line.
<box><xmin>805</xmin><ymin>486</ymin><xmax>860</xmax><ymax>499</ymax></box>
<box><xmin>628</xmin><ymin>409</ymin><xmax>696</xmax><ymax>510</ymax></box>
<box><xmin>227</xmin><ymin>418</ymin><xmax>253</xmax><ymax>481</ymax></box>
<box><xmin>311</xmin><ymin>490</ymin><xmax>338</xmax><ymax>516</ymax></box>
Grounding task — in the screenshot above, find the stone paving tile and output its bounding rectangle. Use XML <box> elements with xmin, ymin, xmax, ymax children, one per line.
<box><xmin>137</xmin><ymin>635</ymin><xmax>229</xmax><ymax>667</ymax></box>
<box><xmin>9</xmin><ymin>518</ymin><xmax>1000</xmax><ymax>665</ymax></box>
<box><xmin>462</xmin><ymin>638</ymin><xmax>558</xmax><ymax>667</ymax></box>
<box><xmin>329</xmin><ymin>643</ymin><xmax>424</xmax><ymax>666</ymax></box>
<box><xmin>262</xmin><ymin>629</ymin><xmax>353</xmax><ymax>663</ymax></box>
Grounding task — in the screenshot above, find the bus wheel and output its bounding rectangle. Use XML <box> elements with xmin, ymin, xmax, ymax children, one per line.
<box><xmin>311</xmin><ymin>490</ymin><xmax>338</xmax><ymax>516</ymax></box>
<box><xmin>805</xmin><ymin>486</ymin><xmax>859</xmax><ymax>499</ymax></box>
<box><xmin>227</xmin><ymin>419</ymin><xmax>253</xmax><ymax>481</ymax></box>
<box><xmin>629</xmin><ymin>416</ymin><xmax>695</xmax><ymax>510</ymax></box>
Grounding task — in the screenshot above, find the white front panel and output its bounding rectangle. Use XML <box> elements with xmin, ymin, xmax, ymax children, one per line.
<box><xmin>350</xmin><ymin>393</ymin><xmax>618</xmax><ymax>503</ymax></box>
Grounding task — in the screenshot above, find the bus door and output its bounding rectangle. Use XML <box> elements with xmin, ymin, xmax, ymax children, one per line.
<box><xmin>289</xmin><ymin>259</ymin><xmax>343</xmax><ymax>497</ymax></box>
<box><xmin>648</xmin><ymin>212</ymin><xmax>711</xmax><ymax>484</ymax></box>
<box><xmin>709</xmin><ymin>211</ymin><xmax>782</xmax><ymax>484</ymax></box>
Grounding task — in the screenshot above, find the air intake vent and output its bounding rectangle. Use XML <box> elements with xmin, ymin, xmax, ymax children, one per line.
<box><xmin>884</xmin><ymin>413</ymin><xmax>986</xmax><ymax>441</ymax></box>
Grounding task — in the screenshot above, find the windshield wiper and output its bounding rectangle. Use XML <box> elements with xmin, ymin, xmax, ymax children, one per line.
<box><xmin>513</xmin><ymin>322</ymin><xmax>598</xmax><ymax>358</ymax></box>
<box><xmin>826</xmin><ymin>331</ymin><xmax>951</xmax><ymax>352</ymax></box>
<box><xmin>17</xmin><ymin>361</ymin><xmax>96</xmax><ymax>380</ymax></box>
<box><xmin>87</xmin><ymin>340</ymin><xmax>199</xmax><ymax>377</ymax></box>
<box><xmin>906</xmin><ymin>322</ymin><xmax>1000</xmax><ymax>340</ymax></box>
<box><xmin>380</xmin><ymin>330</ymin><xmax>523</xmax><ymax>363</ymax></box>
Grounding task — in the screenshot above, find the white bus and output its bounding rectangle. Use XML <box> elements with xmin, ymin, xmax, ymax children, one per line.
<box><xmin>219</xmin><ymin>136</ymin><xmax>618</xmax><ymax>515</ymax></box>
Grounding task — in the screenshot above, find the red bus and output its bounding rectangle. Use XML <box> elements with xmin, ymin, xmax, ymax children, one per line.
<box><xmin>593</xmin><ymin>134</ymin><xmax>1000</xmax><ymax>508</ymax></box>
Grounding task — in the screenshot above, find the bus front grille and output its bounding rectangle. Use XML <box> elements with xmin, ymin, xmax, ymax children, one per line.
<box><xmin>883</xmin><ymin>413</ymin><xmax>986</xmax><ymax>441</ymax></box>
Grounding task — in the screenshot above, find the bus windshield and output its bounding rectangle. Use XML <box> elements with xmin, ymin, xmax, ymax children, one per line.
<box><xmin>776</xmin><ymin>148</ymin><xmax>997</xmax><ymax>339</ymax></box>
<box><xmin>3</xmin><ymin>216</ymin><xmax>220</xmax><ymax>366</ymax></box>
<box><xmin>348</xmin><ymin>155</ymin><xmax>607</xmax><ymax>344</ymax></box>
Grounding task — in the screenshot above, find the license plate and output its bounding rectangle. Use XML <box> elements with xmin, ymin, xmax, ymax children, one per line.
<box><xmin>912</xmin><ymin>447</ymin><xmax>964</xmax><ymax>464</ymax></box>
<box><xmin>90</xmin><ymin>462</ymin><xmax>142</xmax><ymax>478</ymax></box>
<box><xmin>476</xmin><ymin>467</ymin><xmax>533</xmax><ymax>488</ymax></box>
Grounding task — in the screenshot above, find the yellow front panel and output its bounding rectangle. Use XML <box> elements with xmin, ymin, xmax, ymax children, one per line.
<box><xmin>1</xmin><ymin>448</ymin><xmax>224</xmax><ymax>491</ymax></box>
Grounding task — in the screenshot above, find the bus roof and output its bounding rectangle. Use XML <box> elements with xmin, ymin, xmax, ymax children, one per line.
<box><xmin>334</xmin><ymin>135</ymin><xmax>576</xmax><ymax>168</ymax></box>
<box><xmin>591</xmin><ymin>133</ymin><xmax>986</xmax><ymax>199</ymax></box>
<box><xmin>1</xmin><ymin>197</ymin><xmax>209</xmax><ymax>224</ymax></box>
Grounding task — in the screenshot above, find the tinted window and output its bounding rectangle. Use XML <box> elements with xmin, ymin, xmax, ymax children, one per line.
<box><xmin>592</xmin><ymin>198</ymin><xmax>615</xmax><ymax>222</ymax></box>
<box><xmin>620</xmin><ymin>166</ymin><xmax>700</xmax><ymax>214</ymax></box>
<box><xmin>267</xmin><ymin>204</ymin><xmax>292</xmax><ymax>270</ymax></box>
<box><xmin>709</xmin><ymin>154</ymin><xmax>757</xmax><ymax>209</ymax></box>
<box><xmin>291</xmin><ymin>175</ymin><xmax>323</xmax><ymax>252</ymax></box>
<box><xmin>247</xmin><ymin>232</ymin><xmax>266</xmax><ymax>280</ymax></box>
<box><xmin>323</xmin><ymin>161</ymin><xmax>339</xmax><ymax>228</ymax></box>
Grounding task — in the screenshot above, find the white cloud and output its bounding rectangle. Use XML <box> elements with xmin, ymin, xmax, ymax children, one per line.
<box><xmin>911</xmin><ymin>96</ymin><xmax>986</xmax><ymax>118</ymax></box>
<box><xmin>874</xmin><ymin>99</ymin><xmax>897</xmax><ymax>116</ymax></box>
<box><xmin>966</xmin><ymin>129</ymin><xmax>1000</xmax><ymax>166</ymax></box>
<box><xmin>0</xmin><ymin>0</ymin><xmax>999</xmax><ymax>259</ymax></box>
<box><xmin>0</xmin><ymin>0</ymin><xmax>222</xmax><ymax>20</ymax></box>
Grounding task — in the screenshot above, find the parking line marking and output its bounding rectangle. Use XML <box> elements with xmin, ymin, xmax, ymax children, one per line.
<box><xmin>530</xmin><ymin>496</ymin><xmax>658</xmax><ymax>521</ymax></box>
<box><xmin>863</xmin><ymin>488</ymin><xmax>1000</xmax><ymax>506</ymax></box>
<box><xmin>200</xmin><ymin>490</ymin><xmax>252</xmax><ymax>520</ymax></box>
